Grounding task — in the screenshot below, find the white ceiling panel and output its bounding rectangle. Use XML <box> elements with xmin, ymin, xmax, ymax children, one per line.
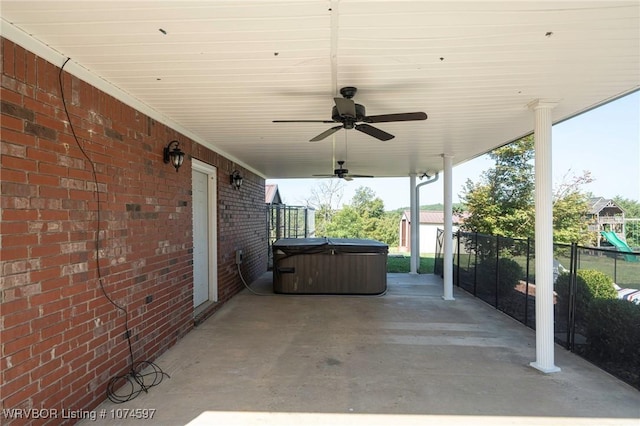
<box><xmin>2</xmin><ymin>1</ymin><xmax>638</xmax><ymax>179</ymax></box>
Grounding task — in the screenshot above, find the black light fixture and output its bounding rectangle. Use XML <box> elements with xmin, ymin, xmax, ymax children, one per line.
<box><xmin>230</xmin><ymin>170</ymin><xmax>243</xmax><ymax>189</ymax></box>
<box><xmin>163</xmin><ymin>140</ymin><xmax>185</xmax><ymax>172</ymax></box>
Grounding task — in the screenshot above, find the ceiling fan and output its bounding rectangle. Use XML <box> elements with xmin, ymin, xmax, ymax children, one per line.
<box><xmin>313</xmin><ymin>160</ymin><xmax>373</xmax><ymax>181</ymax></box>
<box><xmin>273</xmin><ymin>86</ymin><xmax>427</xmax><ymax>142</ymax></box>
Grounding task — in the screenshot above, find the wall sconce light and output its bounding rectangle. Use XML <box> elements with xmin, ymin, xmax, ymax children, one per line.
<box><xmin>230</xmin><ymin>170</ymin><xmax>243</xmax><ymax>189</ymax></box>
<box><xmin>163</xmin><ymin>140</ymin><xmax>185</xmax><ymax>172</ymax></box>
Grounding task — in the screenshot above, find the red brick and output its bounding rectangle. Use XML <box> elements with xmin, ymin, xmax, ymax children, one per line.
<box><xmin>31</xmin><ymin>358</ymin><xmax>64</xmax><ymax>387</ymax></box>
<box><xmin>25</xmin><ymin>50</ymin><xmax>37</xmax><ymax>85</ymax></box>
<box><xmin>1</xmin><ymin>209</ymin><xmax>38</xmax><ymax>221</ymax></box>
<box><xmin>3</xmin><ymin>331</ymin><xmax>40</xmax><ymax>356</ymax></box>
<box><xmin>2</xmin><ymin>154</ymin><xmax>37</xmax><ymax>172</ymax></box>
<box><xmin>3</xmin><ymin>39</ymin><xmax>15</xmax><ymax>77</ymax></box>
<box><xmin>32</xmin><ymin>312</ymin><xmax>64</xmax><ymax>333</ymax></box>
<box><xmin>2</xmin><ymin>376</ymin><xmax>35</xmax><ymax>408</ymax></box>
<box><xmin>2</xmin><ymin>233</ymin><xmax>38</xmax><ymax>247</ymax></box>
<box><xmin>1</xmin><ymin>113</ymin><xmax>24</xmax><ymax>131</ymax></box>
<box><xmin>0</xmin><ymin>219</ymin><xmax>28</xmax><ymax>234</ymax></box>
<box><xmin>39</xmin><ymin>209</ymin><xmax>70</xmax><ymax>221</ymax></box>
<box><xmin>40</xmin><ymin>233</ymin><xmax>69</xmax><ymax>246</ymax></box>
<box><xmin>3</xmin><ymin>307</ymin><xmax>39</xmax><ymax>328</ymax></box>
<box><xmin>14</xmin><ymin>43</ymin><xmax>26</xmax><ymax>81</ymax></box>
<box><xmin>38</xmin><ymin>184</ymin><xmax>69</xmax><ymax>199</ymax></box>
<box><xmin>25</xmin><ymin>95</ymin><xmax>54</xmax><ymax>116</ymax></box>
<box><xmin>40</xmin><ymin>320</ymin><xmax>70</xmax><ymax>340</ymax></box>
<box><xmin>32</xmin><ymin>334</ymin><xmax>64</xmax><ymax>356</ymax></box>
<box><xmin>40</xmin><ymin>277</ymin><xmax>70</xmax><ymax>293</ymax></box>
<box><xmin>41</xmin><ymin>298</ymin><xmax>71</xmax><ymax>318</ymax></box>
<box><xmin>0</xmin><ymin>167</ymin><xmax>27</xmax><ymax>183</ymax></box>
<box><xmin>1</xmin><ymin>127</ymin><xmax>37</xmax><ymax>146</ymax></box>
<box><xmin>27</xmin><ymin>146</ymin><xmax>59</xmax><ymax>164</ymax></box>
<box><xmin>1</xmin><ymin>323</ymin><xmax>31</xmax><ymax>345</ymax></box>
<box><xmin>29</xmin><ymin>272</ymin><xmax>62</xmax><ymax>289</ymax></box>
<box><xmin>0</xmin><ymin>246</ymin><xmax>29</xmax><ymax>262</ymax></box>
<box><xmin>3</xmin><ymin>354</ymin><xmax>39</xmax><ymax>383</ymax></box>
<box><xmin>1</xmin><ymin>86</ymin><xmax>23</xmax><ymax>104</ymax></box>
<box><xmin>0</xmin><ymin>297</ymin><xmax>29</xmax><ymax>316</ymax></box>
<box><xmin>38</xmin><ymin>162</ymin><xmax>69</xmax><ymax>177</ymax></box>
<box><xmin>30</xmin><ymin>243</ymin><xmax>61</xmax><ymax>258</ymax></box>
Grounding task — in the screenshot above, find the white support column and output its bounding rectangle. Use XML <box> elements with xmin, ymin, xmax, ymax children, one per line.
<box><xmin>442</xmin><ymin>154</ymin><xmax>455</xmax><ymax>300</ymax></box>
<box><xmin>409</xmin><ymin>173</ymin><xmax>419</xmax><ymax>274</ymax></box>
<box><xmin>529</xmin><ymin>99</ymin><xmax>561</xmax><ymax>374</ymax></box>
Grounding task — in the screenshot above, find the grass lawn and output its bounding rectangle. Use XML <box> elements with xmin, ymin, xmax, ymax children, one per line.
<box><xmin>576</xmin><ymin>253</ymin><xmax>640</xmax><ymax>287</ymax></box>
<box><xmin>387</xmin><ymin>254</ymin><xmax>435</xmax><ymax>273</ymax></box>
<box><xmin>455</xmin><ymin>250</ymin><xmax>639</xmax><ymax>287</ymax></box>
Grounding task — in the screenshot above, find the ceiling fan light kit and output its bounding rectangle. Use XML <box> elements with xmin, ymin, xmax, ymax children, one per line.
<box><xmin>312</xmin><ymin>160</ymin><xmax>374</xmax><ymax>181</ymax></box>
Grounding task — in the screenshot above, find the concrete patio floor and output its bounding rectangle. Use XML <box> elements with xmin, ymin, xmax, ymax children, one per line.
<box><xmin>83</xmin><ymin>273</ymin><xmax>639</xmax><ymax>425</ymax></box>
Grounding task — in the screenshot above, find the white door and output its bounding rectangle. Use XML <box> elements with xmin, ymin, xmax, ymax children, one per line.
<box><xmin>192</xmin><ymin>160</ymin><xmax>218</xmax><ymax>308</ymax></box>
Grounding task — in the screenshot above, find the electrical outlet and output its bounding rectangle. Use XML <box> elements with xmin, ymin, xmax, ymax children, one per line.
<box><xmin>235</xmin><ymin>249</ymin><xmax>243</xmax><ymax>265</ymax></box>
<box><xmin>145</xmin><ymin>295</ymin><xmax>153</xmax><ymax>304</ymax></box>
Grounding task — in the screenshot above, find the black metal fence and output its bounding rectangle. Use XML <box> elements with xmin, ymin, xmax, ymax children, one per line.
<box><xmin>435</xmin><ymin>229</ymin><xmax>640</xmax><ymax>390</ymax></box>
<box><xmin>267</xmin><ymin>204</ymin><xmax>315</xmax><ymax>268</ymax></box>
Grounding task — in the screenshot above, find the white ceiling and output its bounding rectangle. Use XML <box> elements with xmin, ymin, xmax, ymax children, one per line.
<box><xmin>2</xmin><ymin>1</ymin><xmax>639</xmax><ymax>179</ymax></box>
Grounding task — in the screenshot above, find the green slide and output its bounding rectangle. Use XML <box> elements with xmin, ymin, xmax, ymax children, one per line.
<box><xmin>600</xmin><ymin>231</ymin><xmax>638</xmax><ymax>262</ymax></box>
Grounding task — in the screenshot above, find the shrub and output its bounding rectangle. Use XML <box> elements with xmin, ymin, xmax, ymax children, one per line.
<box><xmin>585</xmin><ymin>298</ymin><xmax>640</xmax><ymax>389</ymax></box>
<box><xmin>555</xmin><ymin>269</ymin><xmax>618</xmax><ymax>323</ymax></box>
<box><xmin>477</xmin><ymin>257</ymin><xmax>523</xmax><ymax>295</ymax></box>
<box><xmin>576</xmin><ymin>269</ymin><xmax>618</xmax><ymax>300</ymax></box>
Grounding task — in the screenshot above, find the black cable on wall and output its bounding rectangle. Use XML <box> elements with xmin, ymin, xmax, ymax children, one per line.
<box><xmin>58</xmin><ymin>58</ymin><xmax>168</xmax><ymax>403</ymax></box>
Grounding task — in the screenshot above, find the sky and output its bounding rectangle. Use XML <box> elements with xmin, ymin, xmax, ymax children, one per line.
<box><xmin>267</xmin><ymin>91</ymin><xmax>640</xmax><ymax>211</ymax></box>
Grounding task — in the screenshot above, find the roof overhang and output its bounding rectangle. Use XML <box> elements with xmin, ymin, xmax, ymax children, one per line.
<box><xmin>2</xmin><ymin>1</ymin><xmax>638</xmax><ymax>179</ymax></box>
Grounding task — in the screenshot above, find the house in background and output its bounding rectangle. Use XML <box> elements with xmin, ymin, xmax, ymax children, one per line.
<box><xmin>265</xmin><ymin>184</ymin><xmax>283</xmax><ymax>206</ymax></box>
<box><xmin>398</xmin><ymin>211</ymin><xmax>465</xmax><ymax>254</ymax></box>
<box><xmin>587</xmin><ymin>197</ymin><xmax>626</xmax><ymax>247</ymax></box>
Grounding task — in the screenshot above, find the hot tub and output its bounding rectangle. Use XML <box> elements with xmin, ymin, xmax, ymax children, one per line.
<box><xmin>272</xmin><ymin>238</ymin><xmax>388</xmax><ymax>295</ymax></box>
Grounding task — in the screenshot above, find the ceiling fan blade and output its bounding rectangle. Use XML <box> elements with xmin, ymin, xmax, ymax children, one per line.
<box><xmin>364</xmin><ymin>112</ymin><xmax>427</xmax><ymax>123</ymax></box>
<box><xmin>310</xmin><ymin>125</ymin><xmax>343</xmax><ymax>142</ymax></box>
<box><xmin>343</xmin><ymin>176</ymin><xmax>354</xmax><ymax>181</ymax></box>
<box><xmin>273</xmin><ymin>120</ymin><xmax>335</xmax><ymax>123</ymax></box>
<box><xmin>355</xmin><ymin>123</ymin><xmax>395</xmax><ymax>141</ymax></box>
<box><xmin>312</xmin><ymin>174</ymin><xmax>337</xmax><ymax>178</ymax></box>
<box><xmin>348</xmin><ymin>174</ymin><xmax>374</xmax><ymax>178</ymax></box>
<box><xmin>334</xmin><ymin>97</ymin><xmax>356</xmax><ymax>118</ymax></box>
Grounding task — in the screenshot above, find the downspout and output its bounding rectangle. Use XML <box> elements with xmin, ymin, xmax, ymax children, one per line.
<box><xmin>412</xmin><ymin>173</ymin><xmax>440</xmax><ymax>273</ymax></box>
<box><xmin>409</xmin><ymin>174</ymin><xmax>418</xmax><ymax>273</ymax></box>
<box><xmin>442</xmin><ymin>154</ymin><xmax>455</xmax><ymax>300</ymax></box>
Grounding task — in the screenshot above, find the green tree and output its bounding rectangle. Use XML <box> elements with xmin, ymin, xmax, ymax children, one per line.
<box><xmin>352</xmin><ymin>186</ymin><xmax>384</xmax><ymax>219</ymax></box>
<box><xmin>553</xmin><ymin>191</ymin><xmax>591</xmax><ymax>244</ymax></box>
<box><xmin>552</xmin><ymin>170</ymin><xmax>593</xmax><ymax>244</ymax></box>
<box><xmin>460</xmin><ymin>136</ymin><xmax>535</xmax><ymax>238</ymax></box>
<box><xmin>305</xmin><ymin>179</ymin><xmax>345</xmax><ymax>236</ymax></box>
<box><xmin>323</xmin><ymin>186</ymin><xmax>400</xmax><ymax>246</ymax></box>
<box><xmin>325</xmin><ymin>205</ymin><xmax>364</xmax><ymax>238</ymax></box>
<box><xmin>614</xmin><ymin>196</ymin><xmax>640</xmax><ymax>217</ymax></box>
<box><xmin>613</xmin><ymin>196</ymin><xmax>640</xmax><ymax>247</ymax></box>
<box><xmin>373</xmin><ymin>212</ymin><xmax>400</xmax><ymax>246</ymax></box>
<box><xmin>461</xmin><ymin>135</ymin><xmax>592</xmax><ymax>243</ymax></box>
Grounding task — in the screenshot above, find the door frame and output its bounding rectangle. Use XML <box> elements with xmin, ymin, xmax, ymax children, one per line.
<box><xmin>192</xmin><ymin>159</ymin><xmax>218</xmax><ymax>304</ymax></box>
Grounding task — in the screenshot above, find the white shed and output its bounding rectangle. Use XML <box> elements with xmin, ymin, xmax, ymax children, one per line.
<box><xmin>398</xmin><ymin>210</ymin><xmax>465</xmax><ymax>254</ymax></box>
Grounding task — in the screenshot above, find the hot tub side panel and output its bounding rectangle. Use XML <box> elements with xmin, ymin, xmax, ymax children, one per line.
<box><xmin>273</xmin><ymin>250</ymin><xmax>387</xmax><ymax>295</ymax></box>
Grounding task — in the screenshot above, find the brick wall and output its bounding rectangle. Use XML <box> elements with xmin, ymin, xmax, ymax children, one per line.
<box><xmin>193</xmin><ymin>143</ymin><xmax>268</xmax><ymax>307</ymax></box>
<box><xmin>1</xmin><ymin>38</ymin><xmax>267</xmax><ymax>425</ymax></box>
